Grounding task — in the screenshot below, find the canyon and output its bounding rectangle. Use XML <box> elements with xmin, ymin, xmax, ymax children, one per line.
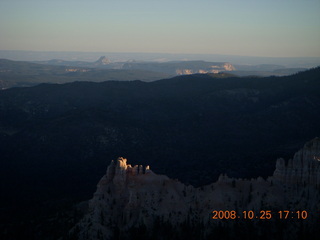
<box><xmin>70</xmin><ymin>138</ymin><xmax>320</xmax><ymax>240</ymax></box>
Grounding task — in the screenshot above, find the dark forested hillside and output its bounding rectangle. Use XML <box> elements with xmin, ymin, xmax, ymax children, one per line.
<box><xmin>0</xmin><ymin>67</ymin><xmax>320</xmax><ymax>239</ymax></box>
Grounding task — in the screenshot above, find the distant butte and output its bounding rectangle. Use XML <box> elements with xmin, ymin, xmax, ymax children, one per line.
<box><xmin>94</xmin><ymin>56</ymin><xmax>111</xmax><ymax>65</ymax></box>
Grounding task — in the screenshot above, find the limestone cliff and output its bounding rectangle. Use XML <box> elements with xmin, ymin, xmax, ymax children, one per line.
<box><xmin>70</xmin><ymin>138</ymin><xmax>320</xmax><ymax>240</ymax></box>
<box><xmin>175</xmin><ymin>62</ymin><xmax>235</xmax><ymax>75</ymax></box>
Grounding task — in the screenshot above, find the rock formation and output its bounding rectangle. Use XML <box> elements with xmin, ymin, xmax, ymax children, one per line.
<box><xmin>94</xmin><ymin>56</ymin><xmax>112</xmax><ymax>66</ymax></box>
<box><xmin>175</xmin><ymin>62</ymin><xmax>235</xmax><ymax>75</ymax></box>
<box><xmin>122</xmin><ymin>61</ymin><xmax>235</xmax><ymax>76</ymax></box>
<box><xmin>70</xmin><ymin>138</ymin><xmax>320</xmax><ymax>240</ymax></box>
<box><xmin>273</xmin><ymin>138</ymin><xmax>320</xmax><ymax>187</ymax></box>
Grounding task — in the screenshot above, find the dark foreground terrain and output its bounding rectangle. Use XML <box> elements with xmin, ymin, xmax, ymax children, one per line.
<box><xmin>0</xmin><ymin>67</ymin><xmax>319</xmax><ymax>239</ymax></box>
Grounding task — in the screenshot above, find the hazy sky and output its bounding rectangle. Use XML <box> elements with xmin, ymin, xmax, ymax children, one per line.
<box><xmin>0</xmin><ymin>0</ymin><xmax>319</xmax><ymax>57</ymax></box>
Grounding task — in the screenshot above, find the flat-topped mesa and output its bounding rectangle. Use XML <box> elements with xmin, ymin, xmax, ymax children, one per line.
<box><xmin>273</xmin><ymin>137</ymin><xmax>320</xmax><ymax>187</ymax></box>
<box><xmin>106</xmin><ymin>157</ymin><xmax>153</xmax><ymax>184</ymax></box>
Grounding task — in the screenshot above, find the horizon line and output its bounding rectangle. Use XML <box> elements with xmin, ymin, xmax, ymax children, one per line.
<box><xmin>1</xmin><ymin>49</ymin><xmax>320</xmax><ymax>59</ymax></box>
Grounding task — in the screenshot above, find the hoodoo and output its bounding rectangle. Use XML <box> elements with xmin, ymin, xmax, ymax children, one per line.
<box><xmin>70</xmin><ymin>139</ymin><xmax>320</xmax><ymax>240</ymax></box>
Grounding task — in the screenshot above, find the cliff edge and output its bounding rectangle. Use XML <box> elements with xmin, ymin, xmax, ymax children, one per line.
<box><xmin>70</xmin><ymin>138</ymin><xmax>320</xmax><ymax>240</ymax></box>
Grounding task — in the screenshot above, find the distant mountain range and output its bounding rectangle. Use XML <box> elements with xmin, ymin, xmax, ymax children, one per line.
<box><xmin>0</xmin><ymin>58</ymin><xmax>170</xmax><ymax>89</ymax></box>
<box><xmin>1</xmin><ymin>50</ymin><xmax>320</xmax><ymax>67</ymax></box>
<box><xmin>0</xmin><ymin>58</ymin><xmax>312</xmax><ymax>90</ymax></box>
<box><xmin>0</xmin><ymin>66</ymin><xmax>319</xmax><ymax>239</ymax></box>
<box><xmin>33</xmin><ymin>56</ymin><xmax>114</xmax><ymax>68</ymax></box>
<box><xmin>34</xmin><ymin>57</ymin><xmax>236</xmax><ymax>75</ymax></box>
<box><xmin>33</xmin><ymin>56</ymin><xmax>309</xmax><ymax>77</ymax></box>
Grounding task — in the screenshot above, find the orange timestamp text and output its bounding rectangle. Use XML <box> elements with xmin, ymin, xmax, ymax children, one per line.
<box><xmin>212</xmin><ymin>210</ymin><xmax>308</xmax><ymax>220</ymax></box>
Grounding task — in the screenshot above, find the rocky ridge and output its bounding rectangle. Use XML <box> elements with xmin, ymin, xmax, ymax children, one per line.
<box><xmin>70</xmin><ymin>138</ymin><xmax>320</xmax><ymax>240</ymax></box>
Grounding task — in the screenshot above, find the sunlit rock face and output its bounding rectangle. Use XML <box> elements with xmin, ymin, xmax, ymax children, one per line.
<box><xmin>71</xmin><ymin>139</ymin><xmax>320</xmax><ymax>240</ymax></box>
<box><xmin>175</xmin><ymin>63</ymin><xmax>235</xmax><ymax>75</ymax></box>
<box><xmin>223</xmin><ymin>63</ymin><xmax>236</xmax><ymax>71</ymax></box>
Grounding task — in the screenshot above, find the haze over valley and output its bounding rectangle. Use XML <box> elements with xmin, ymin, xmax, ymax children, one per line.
<box><xmin>1</xmin><ymin>54</ymin><xmax>318</xmax><ymax>90</ymax></box>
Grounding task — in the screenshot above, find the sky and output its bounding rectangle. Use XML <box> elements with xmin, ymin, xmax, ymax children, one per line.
<box><xmin>0</xmin><ymin>0</ymin><xmax>320</xmax><ymax>57</ymax></box>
